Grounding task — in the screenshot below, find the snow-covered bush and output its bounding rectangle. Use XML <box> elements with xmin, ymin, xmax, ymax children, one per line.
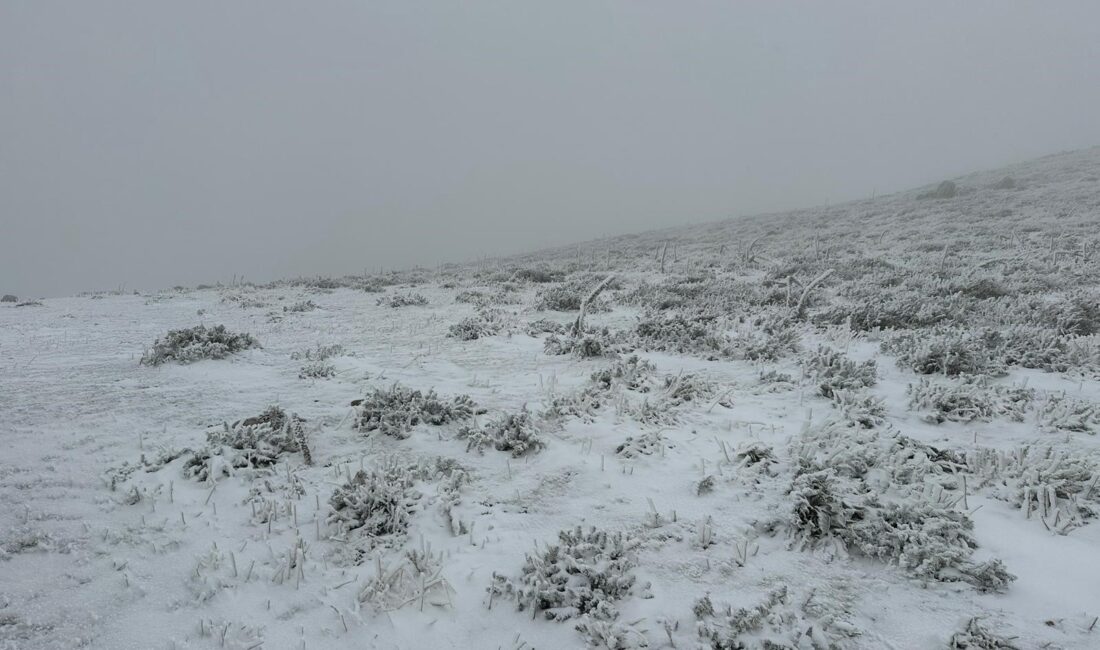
<box><xmin>525</xmin><ymin>318</ymin><xmax>567</xmax><ymax>336</ymax></box>
<box><xmin>457</xmin><ymin>409</ymin><xmax>544</xmax><ymax>457</ymax></box>
<box><xmin>535</xmin><ymin>285</ymin><xmax>609</xmax><ymax>312</ymax></box>
<box><xmin>0</xmin><ymin>294</ymin><xmax>17</xmax><ymax>303</ymax></box>
<box><xmin>140</xmin><ymin>324</ymin><xmax>259</xmax><ymax>365</ymax></box>
<box><xmin>967</xmin><ymin>446</ymin><xmax>1098</xmax><ymax>533</ymax></box>
<box><xmin>948</xmin><ymin>617</ymin><xmax>1020</xmax><ymax>649</ymax></box>
<box><xmin>728</xmin><ymin>316</ymin><xmax>802</xmax><ymax>362</ymax></box>
<box><xmin>352</xmin><ymin>384</ymin><xmax>482</xmax><ymax>439</ymax></box>
<box><xmin>377</xmin><ymin>292</ymin><xmax>429</xmax><ymax>308</ymax></box>
<box><xmin>328</xmin><ymin>461</ymin><xmax>420</xmax><ymax>540</ymax></box>
<box><xmin>545</xmin><ymin>329</ymin><xmax>625</xmax><ymax>358</ymax></box>
<box><xmin>906</xmin><ymin>377</ymin><xmax>1033</xmax><ymax>424</ymax></box>
<box><xmin>615</xmin><ymin>430</ymin><xmax>670</xmax><ymax>458</ymax></box>
<box><xmin>693</xmin><ymin>587</ymin><xmax>860</xmax><ymax>650</ymax></box>
<box><xmin>448</xmin><ymin>308</ymin><xmax>508</xmax><ymax>341</ymax></box>
<box><xmin>182</xmin><ymin>406</ymin><xmax>310</xmax><ymax>481</ymax></box>
<box><xmin>590</xmin><ymin>355</ymin><xmax>656</xmax><ymax>393</ymax></box>
<box><xmin>292</xmin><ymin>344</ymin><xmax>343</xmax><ymax>379</ymax></box>
<box><xmin>491</xmin><ymin>526</ymin><xmax>639</xmax><ymax>621</ymax></box>
<box><xmin>299</xmin><ymin>360</ymin><xmax>336</xmax><ymax>379</ymax></box>
<box><xmin>633</xmin><ymin>313</ymin><xmax>726</xmax><ymax>358</ymax></box>
<box><xmin>829</xmin><ymin>389</ymin><xmax>887</xmax><ymax>428</ymax></box>
<box><xmin>1037</xmin><ymin>395</ymin><xmax>1100</xmax><ymax>434</ymax></box>
<box><xmin>881</xmin><ymin>329</ymin><xmax>1005</xmax><ymax>377</ymax></box>
<box><xmin>660</xmin><ymin>372</ymin><xmax>719</xmax><ymax>406</ymax></box>
<box><xmin>283</xmin><ymin>299</ymin><xmax>317</xmax><ymax>313</ymax></box>
<box><xmin>805</xmin><ymin>346</ymin><xmax>877</xmax><ymax>398</ymax></box>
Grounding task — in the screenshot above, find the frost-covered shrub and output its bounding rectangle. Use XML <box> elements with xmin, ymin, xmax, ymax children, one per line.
<box><xmin>881</xmin><ymin>329</ymin><xmax>1005</xmax><ymax>377</ymax></box>
<box><xmin>458</xmin><ymin>409</ymin><xmax>544</xmax><ymax>456</ymax></box>
<box><xmin>299</xmin><ymin>360</ymin><xmax>336</xmax><ymax>379</ymax></box>
<box><xmin>786</xmin><ymin>468</ymin><xmax>1012</xmax><ymax>589</ymax></box>
<box><xmin>633</xmin><ymin>313</ymin><xmax>726</xmax><ymax>358</ymax></box>
<box><xmin>448</xmin><ymin>308</ymin><xmax>507</xmax><ymax>341</ymax></box>
<box><xmin>1051</xmin><ymin>292</ymin><xmax>1100</xmax><ymax>336</ymax></box>
<box><xmin>615</xmin><ymin>430</ymin><xmax>670</xmax><ymax>458</ymax></box>
<box><xmin>0</xmin><ymin>294</ymin><xmax>17</xmax><ymax>303</ymax></box>
<box><xmin>545</xmin><ymin>329</ymin><xmax>626</xmax><ymax>358</ymax></box>
<box><xmin>290</xmin><ymin>343</ymin><xmax>344</xmax><ymax>361</ymax></box>
<box><xmin>328</xmin><ymin>462</ymin><xmax>420</xmax><ymax>539</ymax></box>
<box><xmin>948</xmin><ymin>617</ymin><xmax>1020</xmax><ymax>649</ymax></box>
<box><xmin>491</xmin><ymin>526</ymin><xmax>639</xmax><ymax>621</ymax></box>
<box><xmin>183</xmin><ymin>406</ymin><xmax>309</xmax><ymax>481</ymax></box>
<box><xmin>590</xmin><ymin>355</ymin><xmax>656</xmax><ymax>393</ymax></box>
<box><xmin>535</xmin><ymin>285</ymin><xmax>609</xmax><ymax>312</ymax></box>
<box><xmin>728</xmin><ymin>318</ymin><xmax>802</xmax><ymax>362</ymax></box>
<box><xmin>1037</xmin><ymin>395</ymin><xmax>1100</xmax><ymax>434</ymax></box>
<box><xmin>525</xmin><ymin>318</ymin><xmax>567</xmax><ymax>336</ymax></box>
<box><xmin>830</xmin><ymin>389</ymin><xmax>887</xmax><ymax>428</ymax></box>
<box><xmin>283</xmin><ymin>299</ymin><xmax>317</xmax><ymax>312</ymax></box>
<box><xmin>805</xmin><ymin>346</ymin><xmax>877</xmax><ymax>398</ymax></box>
<box><xmin>660</xmin><ymin>372</ymin><xmax>717</xmax><ymax>406</ymax></box>
<box><xmin>140</xmin><ymin>324</ymin><xmax>259</xmax><ymax>365</ymax></box>
<box><xmin>906</xmin><ymin>377</ymin><xmax>1033</xmax><ymax>424</ymax></box>
<box><xmin>967</xmin><ymin>446</ymin><xmax>1098</xmax><ymax>533</ymax></box>
<box><xmin>353</xmin><ymin>384</ymin><xmax>482</xmax><ymax>439</ymax></box>
<box><xmin>693</xmin><ymin>587</ymin><xmax>859</xmax><ymax>650</ymax></box>
<box><xmin>574</xmin><ymin>617</ymin><xmax>650</xmax><ymax>649</ymax></box>
<box><xmin>377</xmin><ymin>293</ymin><xmax>429</xmax><ymax>308</ymax></box>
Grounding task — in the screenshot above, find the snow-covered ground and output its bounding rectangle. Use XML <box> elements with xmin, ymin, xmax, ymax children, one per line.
<box><xmin>3</xmin><ymin>148</ymin><xmax>1100</xmax><ymax>649</ymax></box>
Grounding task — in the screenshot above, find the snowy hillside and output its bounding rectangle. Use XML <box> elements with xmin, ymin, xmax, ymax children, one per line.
<box><xmin>3</xmin><ymin>147</ymin><xmax>1100</xmax><ymax>649</ymax></box>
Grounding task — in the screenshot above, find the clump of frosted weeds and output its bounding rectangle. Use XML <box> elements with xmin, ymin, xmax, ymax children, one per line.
<box><xmin>358</xmin><ymin>545</ymin><xmax>456</xmax><ymax>612</ymax></box>
<box><xmin>693</xmin><ymin>586</ymin><xmax>861</xmax><ymax>649</ymax></box>
<box><xmin>881</xmin><ymin>329</ymin><xmax>1005</xmax><ymax>377</ymax></box>
<box><xmin>906</xmin><ymin>377</ymin><xmax>1033</xmax><ymax>424</ymax></box>
<box><xmin>783</xmin><ymin>420</ymin><xmax>1013</xmax><ymax>591</ymax></box>
<box><xmin>1036</xmin><ymin>395</ymin><xmax>1100</xmax><ymax>434</ymax></box>
<box><xmin>589</xmin><ymin>355</ymin><xmax>656</xmax><ymax>393</ymax></box>
<box><xmin>615</xmin><ymin>430</ymin><xmax>670</xmax><ymax>458</ymax></box>
<box><xmin>948</xmin><ymin>617</ymin><xmax>1020</xmax><ymax>649</ymax></box>
<box><xmin>283</xmin><ymin>299</ymin><xmax>317</xmax><ymax>312</ymax></box>
<box><xmin>377</xmin><ymin>292</ymin><xmax>429</xmax><ymax>308</ymax></box>
<box><xmin>292</xmin><ymin>343</ymin><xmax>343</xmax><ymax>379</ymax></box>
<box><xmin>804</xmin><ymin>346</ymin><xmax>877</xmax><ymax>399</ymax></box>
<box><xmin>352</xmin><ymin>384</ymin><xmax>482</xmax><ymax>439</ymax></box>
<box><xmin>448</xmin><ymin>307</ymin><xmax>508</xmax><ymax>341</ymax></box>
<box><xmin>544</xmin><ymin>328</ymin><xmax>624</xmax><ymax>358</ymax></box>
<box><xmin>829</xmin><ymin>389</ymin><xmax>887</xmax><ymax>429</ymax></box>
<box><xmin>328</xmin><ymin>461</ymin><xmax>420</xmax><ymax>543</ymax></box>
<box><xmin>967</xmin><ymin>446</ymin><xmax>1099</xmax><ymax>533</ymax></box>
<box><xmin>182</xmin><ymin>406</ymin><xmax>310</xmax><ymax>481</ymax></box>
<box><xmin>140</xmin><ymin>324</ymin><xmax>259</xmax><ymax>365</ymax></box>
<box><xmin>458</xmin><ymin>408</ymin><xmax>545</xmax><ymax>457</ymax></box>
<box><xmin>534</xmin><ymin>285</ymin><xmax>611</xmax><ymax>312</ymax></box>
<box><xmin>490</xmin><ymin>526</ymin><xmax>641</xmax><ymax>623</ymax></box>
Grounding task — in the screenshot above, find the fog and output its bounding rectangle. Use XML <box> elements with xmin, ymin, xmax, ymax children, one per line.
<box><xmin>3</xmin><ymin>1</ymin><xmax>1099</xmax><ymax>297</ymax></box>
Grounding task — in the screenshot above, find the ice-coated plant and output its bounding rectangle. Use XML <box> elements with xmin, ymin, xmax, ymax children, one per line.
<box><xmin>457</xmin><ymin>408</ymin><xmax>544</xmax><ymax>457</ymax></box>
<box><xmin>967</xmin><ymin>446</ymin><xmax>1098</xmax><ymax>533</ymax></box>
<box><xmin>352</xmin><ymin>384</ymin><xmax>482</xmax><ymax>439</ymax></box>
<box><xmin>490</xmin><ymin>526</ymin><xmax>639</xmax><ymax>621</ymax></box>
<box><xmin>948</xmin><ymin>617</ymin><xmax>1020</xmax><ymax>649</ymax></box>
<box><xmin>693</xmin><ymin>586</ymin><xmax>860</xmax><ymax>650</ymax></box>
<box><xmin>589</xmin><ymin>355</ymin><xmax>656</xmax><ymax>393</ymax></box>
<box><xmin>377</xmin><ymin>292</ymin><xmax>429</xmax><ymax>308</ymax></box>
<box><xmin>906</xmin><ymin>377</ymin><xmax>1034</xmax><ymax>424</ymax></box>
<box><xmin>1036</xmin><ymin>394</ymin><xmax>1100</xmax><ymax>434</ymax></box>
<box><xmin>448</xmin><ymin>307</ymin><xmax>508</xmax><ymax>341</ymax></box>
<box><xmin>328</xmin><ymin>461</ymin><xmax>421</xmax><ymax>540</ymax></box>
<box><xmin>804</xmin><ymin>346</ymin><xmax>877</xmax><ymax>399</ymax></box>
<box><xmin>182</xmin><ymin>406</ymin><xmax>310</xmax><ymax>481</ymax></box>
<box><xmin>615</xmin><ymin>430</ymin><xmax>670</xmax><ymax>458</ymax></box>
<box><xmin>140</xmin><ymin>324</ymin><xmax>259</xmax><ymax>365</ymax></box>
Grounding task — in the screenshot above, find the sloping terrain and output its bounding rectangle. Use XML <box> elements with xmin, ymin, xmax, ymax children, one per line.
<box><xmin>2</xmin><ymin>147</ymin><xmax>1100</xmax><ymax>649</ymax></box>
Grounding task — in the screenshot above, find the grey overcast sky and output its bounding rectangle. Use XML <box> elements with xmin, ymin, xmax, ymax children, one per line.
<box><xmin>3</xmin><ymin>2</ymin><xmax>1100</xmax><ymax>297</ymax></box>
